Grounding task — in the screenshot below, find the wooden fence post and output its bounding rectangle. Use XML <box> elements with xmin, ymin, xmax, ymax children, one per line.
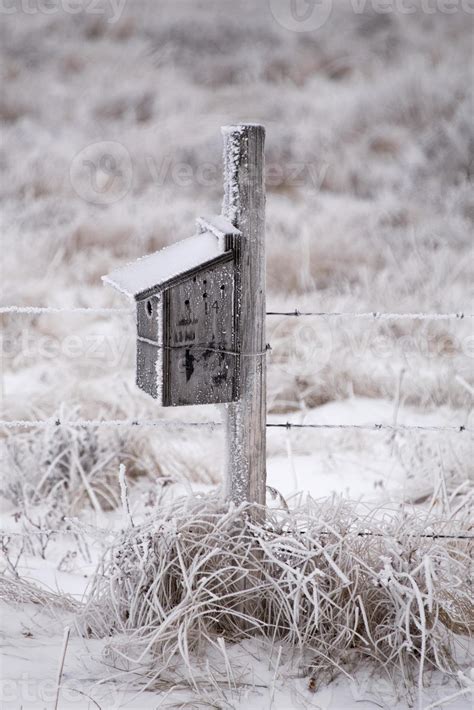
<box><xmin>221</xmin><ymin>124</ymin><xmax>267</xmax><ymax>511</ymax></box>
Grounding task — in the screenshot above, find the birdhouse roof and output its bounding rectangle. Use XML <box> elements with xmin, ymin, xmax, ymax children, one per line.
<box><xmin>196</xmin><ymin>215</ymin><xmax>241</xmax><ymax>240</ymax></box>
<box><xmin>103</xmin><ymin>230</ymin><xmax>230</xmax><ymax>300</ymax></box>
<box><xmin>103</xmin><ymin>216</ymin><xmax>239</xmax><ymax>300</ymax></box>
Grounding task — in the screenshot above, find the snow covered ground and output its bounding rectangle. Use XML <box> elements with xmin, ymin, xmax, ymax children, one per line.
<box><xmin>1</xmin><ymin>597</ymin><xmax>471</xmax><ymax>710</ymax></box>
<box><xmin>1</xmin><ymin>0</ymin><xmax>473</xmax><ymax>708</ymax></box>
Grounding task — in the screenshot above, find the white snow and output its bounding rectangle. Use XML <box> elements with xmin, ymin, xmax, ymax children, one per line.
<box><xmin>0</xmin><ymin>579</ymin><xmax>471</xmax><ymax>710</ymax></box>
<box><xmin>102</xmin><ymin>230</ymin><xmax>225</xmax><ymax>299</ymax></box>
<box><xmin>196</xmin><ymin>214</ymin><xmax>241</xmax><ymax>238</ymax></box>
<box><xmin>267</xmin><ymin>396</ymin><xmax>467</xmax><ymax>504</ymax></box>
<box><xmin>1</xmin><ymin>2</ymin><xmax>472</xmax><ymax>708</ymax></box>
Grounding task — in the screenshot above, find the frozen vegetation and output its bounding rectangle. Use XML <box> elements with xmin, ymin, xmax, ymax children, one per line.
<box><xmin>0</xmin><ymin>1</ymin><xmax>472</xmax><ymax>708</ymax></box>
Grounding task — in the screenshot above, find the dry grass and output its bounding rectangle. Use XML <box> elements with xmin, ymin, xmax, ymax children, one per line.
<box><xmin>0</xmin><ymin>405</ymin><xmax>160</xmax><ymax>515</ymax></box>
<box><xmin>1</xmin><ymin>1</ymin><xmax>472</xmax><ymax>422</ymax></box>
<box><xmin>0</xmin><ymin>4</ymin><xmax>472</xmax><ymax>706</ymax></box>
<box><xmin>81</xmin><ymin>495</ymin><xmax>472</xmax><ymax>702</ymax></box>
<box><xmin>0</xmin><ymin>575</ymin><xmax>81</xmax><ymax>613</ymax></box>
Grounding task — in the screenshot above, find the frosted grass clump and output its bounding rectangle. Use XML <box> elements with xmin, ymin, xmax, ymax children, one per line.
<box><xmin>81</xmin><ymin>495</ymin><xmax>472</xmax><ymax>699</ymax></box>
<box><xmin>0</xmin><ymin>405</ymin><xmax>156</xmax><ymax>515</ymax></box>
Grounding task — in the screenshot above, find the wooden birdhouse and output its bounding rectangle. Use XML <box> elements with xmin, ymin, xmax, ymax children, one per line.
<box><xmin>103</xmin><ymin>216</ymin><xmax>241</xmax><ymax>407</ymax></box>
<box><xmin>102</xmin><ymin>123</ymin><xmax>266</xmax><ymax>509</ymax></box>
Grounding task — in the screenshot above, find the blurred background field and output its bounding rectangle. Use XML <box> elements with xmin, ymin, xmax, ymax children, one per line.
<box><xmin>0</xmin><ymin>3</ymin><xmax>472</xmax><ymax>707</ymax></box>
<box><xmin>1</xmin><ymin>0</ymin><xmax>472</xmax><ymax>501</ymax></box>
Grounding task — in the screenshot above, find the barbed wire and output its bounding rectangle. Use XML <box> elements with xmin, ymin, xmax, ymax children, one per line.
<box><xmin>1</xmin><ymin>526</ymin><xmax>472</xmax><ymax>541</ymax></box>
<box><xmin>1</xmin><ymin>306</ymin><xmax>473</xmax><ymax>320</ymax></box>
<box><xmin>267</xmin><ymin>422</ymin><xmax>470</xmax><ymax>434</ymax></box>
<box><xmin>0</xmin><ymin>418</ymin><xmax>222</xmax><ymax>430</ymax></box>
<box><xmin>336</xmin><ymin>531</ymin><xmax>474</xmax><ymax>541</ymax></box>
<box><xmin>0</xmin><ymin>306</ymin><xmax>133</xmax><ymax>315</ymax></box>
<box><xmin>1</xmin><ymin>308</ymin><xmax>471</xmax><ymax>436</ymax></box>
<box><xmin>267</xmin><ymin>310</ymin><xmax>473</xmax><ymax>320</ymax></box>
<box><xmin>0</xmin><ymin>419</ymin><xmax>470</xmax><ymax>434</ymax></box>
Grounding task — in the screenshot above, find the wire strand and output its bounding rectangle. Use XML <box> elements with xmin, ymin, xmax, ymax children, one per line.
<box><xmin>0</xmin><ymin>306</ymin><xmax>133</xmax><ymax>315</ymax></box>
<box><xmin>0</xmin><ymin>419</ymin><xmax>221</xmax><ymax>430</ymax></box>
<box><xmin>1</xmin><ymin>306</ymin><xmax>472</xmax><ymax>320</ymax></box>
<box><xmin>266</xmin><ymin>310</ymin><xmax>472</xmax><ymax>320</ymax></box>
<box><xmin>137</xmin><ymin>336</ymin><xmax>269</xmax><ymax>358</ymax></box>
<box><xmin>1</xmin><ymin>527</ymin><xmax>472</xmax><ymax>541</ymax></box>
<box><xmin>0</xmin><ymin>419</ymin><xmax>470</xmax><ymax>434</ymax></box>
<box><xmin>267</xmin><ymin>422</ymin><xmax>470</xmax><ymax>434</ymax></box>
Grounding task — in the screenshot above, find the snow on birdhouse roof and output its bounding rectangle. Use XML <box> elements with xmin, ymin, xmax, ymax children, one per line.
<box><xmin>196</xmin><ymin>215</ymin><xmax>241</xmax><ymax>240</ymax></box>
<box><xmin>103</xmin><ymin>230</ymin><xmax>227</xmax><ymax>300</ymax></box>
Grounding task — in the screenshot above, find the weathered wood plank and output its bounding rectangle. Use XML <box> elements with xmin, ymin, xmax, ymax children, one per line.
<box><xmin>221</xmin><ymin>124</ymin><xmax>266</xmax><ymax>510</ymax></box>
<box><xmin>164</xmin><ymin>258</ymin><xmax>237</xmax><ymax>406</ymax></box>
<box><xmin>136</xmin><ymin>295</ymin><xmax>161</xmax><ymax>399</ymax></box>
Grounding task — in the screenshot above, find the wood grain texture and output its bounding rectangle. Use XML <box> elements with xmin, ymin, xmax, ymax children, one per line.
<box><xmin>136</xmin><ymin>295</ymin><xmax>161</xmax><ymax>399</ymax></box>
<box><xmin>222</xmin><ymin>124</ymin><xmax>266</xmax><ymax>509</ymax></box>
<box><xmin>163</xmin><ymin>259</ymin><xmax>237</xmax><ymax>406</ymax></box>
<box><xmin>135</xmin><ymin>253</ymin><xmax>237</xmax><ymax>406</ymax></box>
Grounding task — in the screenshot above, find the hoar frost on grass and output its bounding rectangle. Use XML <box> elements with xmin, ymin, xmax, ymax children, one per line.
<box><xmin>80</xmin><ymin>495</ymin><xmax>472</xmax><ymax>702</ymax></box>
<box><xmin>0</xmin><ymin>405</ymin><xmax>159</xmax><ymax>516</ymax></box>
<box><xmin>0</xmin><ymin>3</ymin><xmax>473</xmax><ymax>706</ymax></box>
